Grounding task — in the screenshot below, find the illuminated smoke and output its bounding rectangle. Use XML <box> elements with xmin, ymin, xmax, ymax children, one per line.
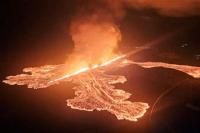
<box><xmin>67</xmin><ymin>0</ymin><xmax>200</xmax><ymax>73</ymax></box>
<box><xmin>67</xmin><ymin>0</ymin><xmax>200</xmax><ymax>72</ymax></box>
<box><xmin>67</xmin><ymin>15</ymin><xmax>121</xmax><ymax>73</ymax></box>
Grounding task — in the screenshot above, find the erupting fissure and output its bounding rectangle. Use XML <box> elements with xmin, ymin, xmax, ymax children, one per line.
<box><xmin>3</xmin><ymin>1</ymin><xmax>200</xmax><ymax>121</ymax></box>
<box><xmin>3</xmin><ymin>53</ymin><xmax>200</xmax><ymax>122</ymax></box>
<box><xmin>3</xmin><ymin>55</ymin><xmax>149</xmax><ymax>121</ymax></box>
<box><xmin>3</xmin><ymin>0</ymin><xmax>200</xmax><ymax>123</ymax></box>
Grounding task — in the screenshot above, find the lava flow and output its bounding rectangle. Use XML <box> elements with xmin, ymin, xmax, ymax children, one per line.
<box><xmin>123</xmin><ymin>60</ymin><xmax>200</xmax><ymax>78</ymax></box>
<box><xmin>4</xmin><ymin>49</ymin><xmax>200</xmax><ymax>122</ymax></box>
<box><xmin>3</xmin><ymin>55</ymin><xmax>149</xmax><ymax>122</ymax></box>
<box><xmin>4</xmin><ymin>53</ymin><xmax>200</xmax><ymax>122</ymax></box>
<box><xmin>4</xmin><ymin>9</ymin><xmax>200</xmax><ymax>122</ymax></box>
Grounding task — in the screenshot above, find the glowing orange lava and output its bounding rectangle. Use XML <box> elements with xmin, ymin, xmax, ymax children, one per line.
<box><xmin>3</xmin><ymin>55</ymin><xmax>149</xmax><ymax>122</ymax></box>
<box><xmin>4</xmin><ymin>53</ymin><xmax>200</xmax><ymax>122</ymax></box>
<box><xmin>51</xmin><ymin>55</ymin><xmax>125</xmax><ymax>83</ymax></box>
<box><xmin>124</xmin><ymin>60</ymin><xmax>200</xmax><ymax>78</ymax></box>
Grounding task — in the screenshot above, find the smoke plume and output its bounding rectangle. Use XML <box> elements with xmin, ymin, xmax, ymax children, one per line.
<box><xmin>67</xmin><ymin>13</ymin><xmax>121</xmax><ymax>72</ymax></box>
<box><xmin>67</xmin><ymin>0</ymin><xmax>200</xmax><ymax>72</ymax></box>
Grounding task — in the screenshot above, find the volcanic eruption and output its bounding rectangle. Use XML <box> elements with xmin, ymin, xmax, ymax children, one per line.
<box><xmin>3</xmin><ymin>0</ymin><xmax>200</xmax><ymax>122</ymax></box>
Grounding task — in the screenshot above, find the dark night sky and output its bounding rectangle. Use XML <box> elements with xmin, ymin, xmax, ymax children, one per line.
<box><xmin>1</xmin><ymin>1</ymin><xmax>200</xmax><ymax>133</ymax></box>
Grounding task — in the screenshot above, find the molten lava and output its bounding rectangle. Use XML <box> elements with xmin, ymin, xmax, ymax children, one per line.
<box><xmin>3</xmin><ymin>53</ymin><xmax>200</xmax><ymax>122</ymax></box>
<box><xmin>4</xmin><ymin>51</ymin><xmax>200</xmax><ymax>122</ymax></box>
<box><xmin>3</xmin><ymin>55</ymin><xmax>149</xmax><ymax>122</ymax></box>
<box><xmin>124</xmin><ymin>60</ymin><xmax>200</xmax><ymax>78</ymax></box>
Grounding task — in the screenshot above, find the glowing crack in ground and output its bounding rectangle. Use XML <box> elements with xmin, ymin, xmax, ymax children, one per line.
<box><xmin>3</xmin><ymin>56</ymin><xmax>200</xmax><ymax>122</ymax></box>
